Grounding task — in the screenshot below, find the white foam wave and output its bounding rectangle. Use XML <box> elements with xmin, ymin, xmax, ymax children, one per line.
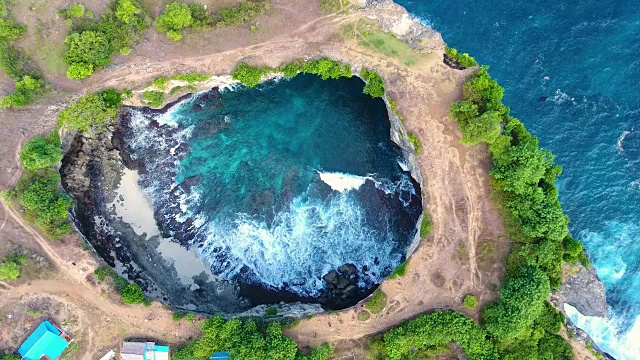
<box><xmin>552</xmin><ymin>89</ymin><xmax>575</xmax><ymax>105</ymax></box>
<box><xmin>617</xmin><ymin>130</ymin><xmax>630</xmax><ymax>153</ymax></box>
<box><xmin>197</xmin><ymin>190</ymin><xmax>399</xmax><ymax>296</ymax></box>
<box><xmin>565</xmin><ymin>304</ymin><xmax>640</xmax><ymax>360</ymax></box>
<box><xmin>318</xmin><ymin>171</ymin><xmax>373</xmax><ymax>192</ymax></box>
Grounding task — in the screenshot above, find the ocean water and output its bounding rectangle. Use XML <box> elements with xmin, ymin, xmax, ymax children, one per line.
<box><xmin>396</xmin><ymin>0</ymin><xmax>640</xmax><ymax>358</ymax></box>
<box><xmin>122</xmin><ymin>75</ymin><xmax>422</xmax><ymax>306</ymax></box>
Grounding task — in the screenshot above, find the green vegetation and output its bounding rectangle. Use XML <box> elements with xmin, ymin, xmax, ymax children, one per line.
<box><xmin>0</xmin><ymin>253</ymin><xmax>24</xmax><ymax>281</ymax></box>
<box><xmin>173</xmin><ymin>311</ymin><xmax>186</xmax><ymax>321</ymax></box>
<box><xmin>19</xmin><ymin>133</ymin><xmax>63</xmax><ymax>171</ymax></box>
<box><xmin>365</xmin><ymin>290</ymin><xmax>387</xmax><ymax>314</ymax></box>
<box><xmin>360</xmin><ymin>68</ymin><xmax>384</xmax><ymax>98</ymax></box>
<box><xmin>26</xmin><ymin>309</ymin><xmax>41</xmax><ymax>317</ymax></box>
<box><xmin>62</xmin><ymin>0</ymin><xmax>151</xmax><ymax>79</ymax></box>
<box><xmin>368</xmin><ymin>311</ymin><xmax>498</xmax><ymax>360</ymax></box>
<box><xmin>319</xmin><ymin>0</ymin><xmax>345</xmax><ymax>14</ymax></box>
<box><xmin>447</xmin><ymin>65</ymin><xmax>582</xmax><ymax>359</ymax></box>
<box><xmin>387</xmin><ymin>259</ymin><xmax>408</xmax><ymax>279</ymax></box>
<box><xmin>265</xmin><ymin>306</ymin><xmax>278</xmax><ymax>317</ymax></box>
<box><xmin>445</xmin><ymin>46</ymin><xmax>477</xmax><ymax>68</ymax></box>
<box><xmin>341</xmin><ymin>21</ymin><xmax>418</xmax><ymax>66</ymax></box>
<box><xmin>185</xmin><ymin>312</ymin><xmax>196</xmax><ymax>322</ymax></box>
<box><xmin>407</xmin><ymin>131</ymin><xmax>421</xmax><ymax>154</ymax></box>
<box><xmin>142</xmin><ymin>90</ymin><xmax>165</xmax><ymax>107</ymax></box>
<box><xmin>357</xmin><ymin>311</ymin><xmax>371</xmax><ymax>321</ymax></box>
<box><xmin>10</xmin><ymin>168</ymin><xmax>73</xmax><ymax>239</ymax></box>
<box><xmin>0</xmin><ymin>354</ymin><xmax>20</xmax><ymax>360</ymax></box>
<box><xmin>58</xmin><ymin>90</ymin><xmax>122</xmax><ymax>132</ymax></box>
<box><xmin>173</xmin><ymin>316</ymin><xmax>332</xmax><ymax>360</ymax></box>
<box><xmin>156</xmin><ymin>0</ymin><xmax>270</xmax><ymax>41</ymax></box>
<box><xmin>59</xmin><ymin>3</ymin><xmax>86</xmax><ymax>20</ymax></box>
<box><xmin>463</xmin><ymin>294</ymin><xmax>478</xmax><ymax>310</ymax></box>
<box><xmin>420</xmin><ymin>212</ymin><xmax>432</xmax><ymax>238</ymax></box>
<box><xmin>232</xmin><ymin>62</ymin><xmax>268</xmax><ymax>87</ymax></box>
<box><xmin>93</xmin><ymin>266</ymin><xmax>145</xmax><ymax>304</ymax></box>
<box><xmin>0</xmin><ymin>14</ymin><xmax>46</xmax><ymax>109</ymax></box>
<box><xmin>153</xmin><ymin>72</ymin><xmax>210</xmax><ymax>89</ymax></box>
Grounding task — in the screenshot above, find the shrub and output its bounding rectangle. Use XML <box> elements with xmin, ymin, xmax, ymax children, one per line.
<box><xmin>173</xmin><ymin>316</ymin><xmax>332</xmax><ymax>360</ymax></box>
<box><xmin>19</xmin><ymin>132</ymin><xmax>63</xmax><ymax>171</ymax></box>
<box><xmin>216</xmin><ymin>0</ymin><xmax>270</xmax><ymax>27</ymax></box>
<box><xmin>0</xmin><ymin>75</ymin><xmax>46</xmax><ymax>109</ymax></box>
<box><xmin>420</xmin><ymin>212</ymin><xmax>432</xmax><ymax>238</ymax></box>
<box><xmin>14</xmin><ymin>169</ymin><xmax>73</xmax><ymax>239</ymax></box>
<box><xmin>231</xmin><ymin>62</ymin><xmax>266</xmax><ymax>87</ymax></box>
<box><xmin>60</xmin><ymin>3</ymin><xmax>85</xmax><ymax>19</ymax></box>
<box><xmin>173</xmin><ymin>311</ymin><xmax>186</xmax><ymax>321</ymax></box>
<box><xmin>407</xmin><ymin>131</ymin><xmax>421</xmax><ymax>154</ymax></box>
<box><xmin>58</xmin><ymin>92</ymin><xmax>119</xmax><ymax>132</ymax></box>
<box><xmin>63</xmin><ymin>0</ymin><xmax>150</xmax><ymax>79</ymax></box>
<box><xmin>121</xmin><ymin>283</ymin><xmax>145</xmax><ymax>304</ymax></box>
<box><xmin>280</xmin><ymin>62</ymin><xmax>301</xmax><ymax>78</ymax></box>
<box><xmin>185</xmin><ymin>312</ymin><xmax>196</xmax><ymax>322</ymax></box>
<box><xmin>156</xmin><ymin>2</ymin><xmax>193</xmax><ymax>41</ymax></box>
<box><xmin>265</xmin><ymin>306</ymin><xmax>278</xmax><ymax>317</ymax></box>
<box><xmin>0</xmin><ymin>261</ymin><xmax>20</xmax><ymax>280</ymax></box>
<box><xmin>171</xmin><ymin>72</ymin><xmax>210</xmax><ymax>83</ymax></box>
<box><xmin>300</xmin><ymin>58</ymin><xmax>351</xmax><ymax>80</ymax></box>
<box><xmin>562</xmin><ymin>235</ymin><xmax>583</xmax><ymax>264</ymax></box>
<box><xmin>365</xmin><ymin>290</ymin><xmax>387</xmax><ymax>314</ymax></box>
<box><xmin>142</xmin><ymin>90</ymin><xmax>165</xmax><ymax>107</ymax></box>
<box><xmin>463</xmin><ymin>294</ymin><xmax>477</xmax><ymax>309</ymax></box>
<box><xmin>0</xmin><ymin>18</ymin><xmax>25</xmax><ymax>42</ymax></box>
<box><xmin>445</xmin><ymin>46</ymin><xmax>477</xmax><ymax>68</ymax></box>
<box><xmin>372</xmin><ymin>311</ymin><xmax>498</xmax><ymax>360</ymax></box>
<box><xmin>361</xmin><ymin>68</ymin><xmax>385</xmax><ymax>97</ymax></box>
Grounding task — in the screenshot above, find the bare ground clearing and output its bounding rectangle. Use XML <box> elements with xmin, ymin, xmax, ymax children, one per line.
<box><xmin>0</xmin><ymin>1</ymin><xmax>520</xmax><ymax>359</ymax></box>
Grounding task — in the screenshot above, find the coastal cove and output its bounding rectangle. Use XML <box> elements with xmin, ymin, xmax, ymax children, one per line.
<box><xmin>0</xmin><ymin>0</ymin><xmax>617</xmax><ymax>359</ymax></box>
<box><xmin>61</xmin><ymin>73</ymin><xmax>424</xmax><ymax>313</ymax></box>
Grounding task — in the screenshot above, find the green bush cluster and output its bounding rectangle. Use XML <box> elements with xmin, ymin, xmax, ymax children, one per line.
<box><xmin>361</xmin><ymin>68</ymin><xmax>385</xmax><ymax>98</ymax></box>
<box><xmin>173</xmin><ymin>316</ymin><xmax>332</xmax><ymax>360</ymax></box>
<box><xmin>19</xmin><ymin>132</ymin><xmax>64</xmax><ymax>171</ymax></box>
<box><xmin>142</xmin><ymin>90</ymin><xmax>165</xmax><ymax>107</ymax></box>
<box><xmin>231</xmin><ymin>62</ymin><xmax>269</xmax><ymax>87</ymax></box>
<box><xmin>369</xmin><ymin>311</ymin><xmax>498</xmax><ymax>360</ymax></box>
<box><xmin>59</xmin><ymin>3</ymin><xmax>86</xmax><ymax>20</ymax></box>
<box><xmin>63</xmin><ymin>0</ymin><xmax>151</xmax><ymax>79</ymax></box>
<box><xmin>93</xmin><ymin>265</ymin><xmax>146</xmax><ymax>304</ymax></box>
<box><xmin>365</xmin><ymin>290</ymin><xmax>387</xmax><ymax>314</ymax></box>
<box><xmin>0</xmin><ymin>15</ymin><xmax>46</xmax><ymax>108</ymax></box>
<box><xmin>58</xmin><ymin>89</ymin><xmax>122</xmax><ymax>132</ymax></box>
<box><xmin>449</xmin><ymin>65</ymin><xmax>581</xmax><ymax>359</ymax></box>
<box><xmin>445</xmin><ymin>46</ymin><xmax>477</xmax><ymax>68</ymax></box>
<box><xmin>156</xmin><ymin>0</ymin><xmax>270</xmax><ymax>41</ymax></box>
<box><xmin>278</xmin><ymin>58</ymin><xmax>352</xmax><ymax>80</ymax></box>
<box><xmin>0</xmin><ymin>253</ymin><xmax>25</xmax><ymax>281</ymax></box>
<box><xmin>463</xmin><ymin>294</ymin><xmax>478</xmax><ymax>310</ymax></box>
<box><xmin>153</xmin><ymin>72</ymin><xmax>210</xmax><ymax>89</ymax></box>
<box><xmin>13</xmin><ymin>168</ymin><xmax>74</xmax><ymax>239</ymax></box>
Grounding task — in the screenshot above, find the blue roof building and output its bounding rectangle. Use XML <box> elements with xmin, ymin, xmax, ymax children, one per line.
<box><xmin>121</xmin><ymin>341</ymin><xmax>170</xmax><ymax>360</ymax></box>
<box><xmin>18</xmin><ymin>320</ymin><xmax>70</xmax><ymax>360</ymax></box>
<box><xmin>210</xmin><ymin>352</ymin><xmax>230</xmax><ymax>360</ymax></box>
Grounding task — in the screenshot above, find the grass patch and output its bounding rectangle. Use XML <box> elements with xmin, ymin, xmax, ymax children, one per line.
<box><xmin>420</xmin><ymin>212</ymin><xmax>432</xmax><ymax>239</ymax></box>
<box><xmin>365</xmin><ymin>290</ymin><xmax>387</xmax><ymax>314</ymax></box>
<box><xmin>343</xmin><ymin>20</ymin><xmax>418</xmax><ymax>66</ymax></box>
<box><xmin>93</xmin><ymin>265</ymin><xmax>144</xmax><ymax>304</ymax></box>
<box><xmin>407</xmin><ymin>131</ymin><xmax>421</xmax><ymax>154</ymax></box>
<box><xmin>142</xmin><ymin>90</ymin><xmax>165</xmax><ymax>107</ymax></box>
<box><xmin>357</xmin><ymin>311</ymin><xmax>371</xmax><ymax>321</ymax></box>
<box><xmin>26</xmin><ymin>309</ymin><xmax>41</xmax><ymax>317</ymax></box>
<box><xmin>59</xmin><ymin>340</ymin><xmax>81</xmax><ymax>360</ymax></box>
<box><xmin>386</xmin><ymin>259</ymin><xmax>409</xmax><ymax>279</ymax></box>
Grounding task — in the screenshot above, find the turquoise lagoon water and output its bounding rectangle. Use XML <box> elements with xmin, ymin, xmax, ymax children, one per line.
<box><xmin>123</xmin><ymin>75</ymin><xmax>421</xmax><ymax>306</ymax></box>
<box><xmin>396</xmin><ymin>0</ymin><xmax>640</xmax><ymax>358</ymax></box>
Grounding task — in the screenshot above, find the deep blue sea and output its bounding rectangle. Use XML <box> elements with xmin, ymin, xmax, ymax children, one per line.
<box><xmin>124</xmin><ymin>75</ymin><xmax>421</xmax><ymax>306</ymax></box>
<box><xmin>396</xmin><ymin>0</ymin><xmax>640</xmax><ymax>358</ymax></box>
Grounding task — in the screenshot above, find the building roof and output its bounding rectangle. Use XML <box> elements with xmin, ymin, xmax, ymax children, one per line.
<box><xmin>211</xmin><ymin>352</ymin><xmax>231</xmax><ymax>360</ymax></box>
<box><xmin>121</xmin><ymin>341</ymin><xmax>170</xmax><ymax>360</ymax></box>
<box><xmin>18</xmin><ymin>320</ymin><xmax>70</xmax><ymax>360</ymax></box>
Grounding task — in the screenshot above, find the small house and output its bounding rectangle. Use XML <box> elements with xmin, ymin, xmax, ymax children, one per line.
<box><xmin>18</xmin><ymin>320</ymin><xmax>71</xmax><ymax>360</ymax></box>
<box><xmin>120</xmin><ymin>341</ymin><xmax>170</xmax><ymax>360</ymax></box>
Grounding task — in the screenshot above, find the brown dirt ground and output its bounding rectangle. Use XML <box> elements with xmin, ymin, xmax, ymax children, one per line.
<box><xmin>0</xmin><ymin>1</ymin><xmax>595</xmax><ymax>359</ymax></box>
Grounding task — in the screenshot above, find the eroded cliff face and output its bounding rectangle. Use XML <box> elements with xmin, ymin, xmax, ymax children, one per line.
<box><xmin>553</xmin><ymin>264</ymin><xmax>608</xmax><ymax>318</ymax></box>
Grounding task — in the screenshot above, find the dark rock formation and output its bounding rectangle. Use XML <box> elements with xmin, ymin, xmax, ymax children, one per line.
<box><xmin>552</xmin><ymin>264</ymin><xmax>608</xmax><ymax>318</ymax></box>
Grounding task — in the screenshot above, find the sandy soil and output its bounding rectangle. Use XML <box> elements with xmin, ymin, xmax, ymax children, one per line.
<box><xmin>0</xmin><ymin>0</ymin><xmax>588</xmax><ymax>359</ymax></box>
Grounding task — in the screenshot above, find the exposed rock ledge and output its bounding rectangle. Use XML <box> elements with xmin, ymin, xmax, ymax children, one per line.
<box><xmin>552</xmin><ymin>263</ymin><xmax>608</xmax><ymax>318</ymax></box>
